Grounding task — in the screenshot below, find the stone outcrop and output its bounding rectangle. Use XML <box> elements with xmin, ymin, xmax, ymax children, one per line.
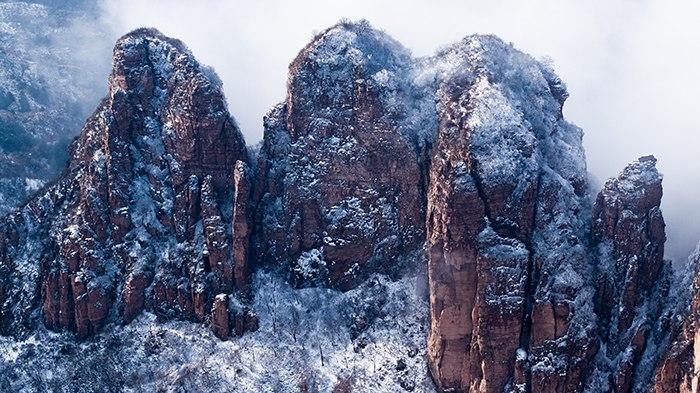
<box><xmin>210</xmin><ymin>294</ymin><xmax>230</xmax><ymax>340</ymax></box>
<box><xmin>232</xmin><ymin>161</ymin><xmax>253</xmax><ymax>294</ymax></box>
<box><xmin>0</xmin><ymin>19</ymin><xmax>697</xmax><ymax>393</ymax></box>
<box><xmin>0</xmin><ymin>28</ymin><xmax>251</xmax><ymax>339</ymax></box>
<box><xmin>424</xmin><ymin>35</ymin><xmax>594</xmax><ymax>393</ymax></box>
<box><xmin>589</xmin><ymin>156</ymin><xmax>673</xmax><ymax>392</ymax></box>
<box><xmin>254</xmin><ymin>21</ymin><xmax>427</xmax><ymax>290</ymax></box>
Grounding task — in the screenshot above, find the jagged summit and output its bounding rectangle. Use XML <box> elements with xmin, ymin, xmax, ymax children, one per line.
<box><xmin>0</xmin><ymin>20</ymin><xmax>697</xmax><ymax>393</ymax></box>
<box><xmin>286</xmin><ymin>19</ymin><xmax>412</xmax><ymax>141</ymax></box>
<box><xmin>598</xmin><ymin>155</ymin><xmax>663</xmax><ymax>206</ymax></box>
<box><xmin>590</xmin><ymin>154</ymin><xmax>668</xmax><ymax>391</ymax></box>
<box><xmin>116</xmin><ymin>27</ymin><xmax>188</xmax><ymax>49</ymax></box>
<box><xmin>428</xmin><ymin>33</ymin><xmax>580</xmax><ymax>166</ymax></box>
<box><xmin>255</xmin><ymin>19</ymin><xmax>425</xmax><ymax>290</ymax></box>
<box><xmin>290</xmin><ymin>19</ymin><xmax>410</xmax><ymax>70</ymax></box>
<box><xmin>110</xmin><ymin>27</ymin><xmax>220</xmax><ymax>95</ymax></box>
<box><xmin>89</xmin><ymin>27</ymin><xmax>246</xmax><ymax>190</ymax></box>
<box><xmin>0</xmin><ymin>28</ymin><xmax>253</xmax><ymax>340</ymax></box>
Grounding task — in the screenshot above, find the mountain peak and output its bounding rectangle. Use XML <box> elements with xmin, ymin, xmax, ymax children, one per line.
<box><xmin>598</xmin><ymin>155</ymin><xmax>663</xmax><ymax>214</ymax></box>
<box><xmin>619</xmin><ymin>154</ymin><xmax>661</xmax><ymax>183</ymax></box>
<box><xmin>290</xmin><ymin>18</ymin><xmax>410</xmax><ymax>73</ymax></box>
<box><xmin>0</xmin><ymin>29</ymin><xmax>252</xmax><ymax>340</ymax></box>
<box><xmin>0</xmin><ymin>20</ymin><xmax>696</xmax><ymax>393</ymax></box>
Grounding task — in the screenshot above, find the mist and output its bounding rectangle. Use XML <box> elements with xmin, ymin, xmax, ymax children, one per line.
<box><xmin>88</xmin><ymin>0</ymin><xmax>699</xmax><ymax>263</ymax></box>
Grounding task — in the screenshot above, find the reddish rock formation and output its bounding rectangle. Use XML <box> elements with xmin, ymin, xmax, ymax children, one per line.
<box><xmin>232</xmin><ymin>161</ymin><xmax>252</xmax><ymax>294</ymax></box>
<box><xmin>425</xmin><ymin>134</ymin><xmax>685</xmax><ymax>391</ymax></box>
<box><xmin>0</xmin><ymin>19</ymin><xmax>697</xmax><ymax>393</ymax></box>
<box><xmin>122</xmin><ymin>271</ymin><xmax>148</xmax><ymax>323</ymax></box>
<box><xmin>0</xmin><ymin>28</ymin><xmax>252</xmax><ymax>339</ymax></box>
<box><xmin>208</xmin><ymin>292</ymin><xmax>260</xmax><ymax>340</ymax></box>
<box><xmin>210</xmin><ymin>294</ymin><xmax>230</xmax><ymax>340</ymax></box>
<box><xmin>589</xmin><ymin>156</ymin><xmax>672</xmax><ymax>392</ymax></box>
<box><xmin>425</xmin><ymin>36</ymin><xmax>594</xmax><ymax>392</ymax></box>
<box><xmin>254</xmin><ymin>21</ymin><xmax>426</xmax><ymax>290</ymax></box>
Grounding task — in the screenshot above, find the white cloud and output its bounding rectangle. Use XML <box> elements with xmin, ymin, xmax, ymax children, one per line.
<box><xmin>98</xmin><ymin>0</ymin><xmax>700</xmax><ymax>262</ymax></box>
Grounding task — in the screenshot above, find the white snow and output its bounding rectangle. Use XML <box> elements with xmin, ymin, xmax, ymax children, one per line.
<box><xmin>0</xmin><ymin>271</ymin><xmax>434</xmax><ymax>393</ymax></box>
<box><xmin>23</xmin><ymin>178</ymin><xmax>44</xmax><ymax>192</ymax></box>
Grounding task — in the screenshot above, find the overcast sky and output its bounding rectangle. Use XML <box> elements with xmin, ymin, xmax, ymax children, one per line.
<box><xmin>97</xmin><ymin>0</ymin><xmax>700</xmax><ymax>263</ymax></box>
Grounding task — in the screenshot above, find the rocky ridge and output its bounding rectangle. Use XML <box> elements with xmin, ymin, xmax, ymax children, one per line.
<box><xmin>0</xmin><ymin>20</ymin><xmax>697</xmax><ymax>393</ymax></box>
<box><xmin>587</xmin><ymin>156</ymin><xmax>669</xmax><ymax>392</ymax></box>
<box><xmin>0</xmin><ymin>28</ymin><xmax>253</xmax><ymax>340</ymax></box>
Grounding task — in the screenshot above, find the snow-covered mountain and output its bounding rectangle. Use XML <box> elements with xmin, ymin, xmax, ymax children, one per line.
<box><xmin>0</xmin><ymin>1</ymin><xmax>110</xmax><ymax>215</ymax></box>
<box><xmin>0</xmin><ymin>19</ymin><xmax>697</xmax><ymax>393</ymax></box>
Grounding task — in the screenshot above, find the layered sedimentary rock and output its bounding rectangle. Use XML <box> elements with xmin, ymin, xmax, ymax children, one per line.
<box><xmin>254</xmin><ymin>21</ymin><xmax>427</xmax><ymax>289</ymax></box>
<box><xmin>424</xmin><ymin>35</ymin><xmax>594</xmax><ymax>392</ymax></box>
<box><xmin>0</xmin><ymin>28</ymin><xmax>252</xmax><ymax>339</ymax></box>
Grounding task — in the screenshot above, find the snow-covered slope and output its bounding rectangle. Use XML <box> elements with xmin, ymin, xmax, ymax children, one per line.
<box><xmin>0</xmin><ymin>270</ymin><xmax>434</xmax><ymax>393</ymax></box>
<box><xmin>0</xmin><ymin>1</ymin><xmax>109</xmax><ymax>214</ymax></box>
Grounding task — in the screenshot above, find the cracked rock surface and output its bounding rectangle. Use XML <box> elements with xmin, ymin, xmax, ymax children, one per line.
<box><xmin>0</xmin><ymin>28</ymin><xmax>252</xmax><ymax>340</ymax></box>
<box><xmin>0</xmin><ymin>19</ymin><xmax>697</xmax><ymax>393</ymax></box>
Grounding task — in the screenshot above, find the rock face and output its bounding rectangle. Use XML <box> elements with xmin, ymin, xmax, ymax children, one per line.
<box><xmin>254</xmin><ymin>21</ymin><xmax>427</xmax><ymax>290</ymax></box>
<box><xmin>589</xmin><ymin>156</ymin><xmax>672</xmax><ymax>392</ymax></box>
<box><xmin>425</xmin><ymin>143</ymin><xmax>695</xmax><ymax>393</ymax></box>
<box><xmin>648</xmin><ymin>247</ymin><xmax>700</xmax><ymax>393</ymax></box>
<box><xmin>0</xmin><ymin>28</ymin><xmax>251</xmax><ymax>339</ymax></box>
<box><xmin>424</xmin><ymin>36</ymin><xmax>594</xmax><ymax>393</ymax></box>
<box><xmin>210</xmin><ymin>294</ymin><xmax>230</xmax><ymax>340</ymax></box>
<box><xmin>0</xmin><ymin>18</ymin><xmax>697</xmax><ymax>393</ymax></box>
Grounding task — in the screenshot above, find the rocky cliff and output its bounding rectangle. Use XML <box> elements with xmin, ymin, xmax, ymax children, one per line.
<box><xmin>0</xmin><ymin>28</ymin><xmax>253</xmax><ymax>340</ymax></box>
<box><xmin>254</xmin><ymin>22</ymin><xmax>428</xmax><ymax>290</ymax></box>
<box><xmin>587</xmin><ymin>156</ymin><xmax>670</xmax><ymax>392</ymax></box>
<box><xmin>424</xmin><ymin>35</ymin><xmax>593</xmax><ymax>392</ymax></box>
<box><xmin>0</xmin><ymin>19</ymin><xmax>697</xmax><ymax>393</ymax></box>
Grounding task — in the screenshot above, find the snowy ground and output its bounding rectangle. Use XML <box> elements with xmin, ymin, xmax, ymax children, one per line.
<box><xmin>0</xmin><ymin>271</ymin><xmax>434</xmax><ymax>392</ymax></box>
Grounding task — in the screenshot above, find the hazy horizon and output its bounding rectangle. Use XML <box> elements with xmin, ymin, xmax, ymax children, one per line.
<box><xmin>67</xmin><ymin>0</ymin><xmax>699</xmax><ymax>263</ymax></box>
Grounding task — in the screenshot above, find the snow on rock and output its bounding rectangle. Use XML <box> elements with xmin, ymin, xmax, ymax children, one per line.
<box><xmin>0</xmin><ymin>28</ymin><xmax>251</xmax><ymax>340</ymax></box>
<box><xmin>424</xmin><ymin>33</ymin><xmax>594</xmax><ymax>392</ymax></box>
<box><xmin>0</xmin><ymin>18</ymin><xmax>695</xmax><ymax>393</ymax></box>
<box><xmin>0</xmin><ymin>2</ymin><xmax>109</xmax><ymax>215</ymax></box>
<box><xmin>254</xmin><ymin>20</ymin><xmax>427</xmax><ymax>291</ymax></box>
<box><xmin>0</xmin><ymin>270</ymin><xmax>433</xmax><ymax>393</ymax></box>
